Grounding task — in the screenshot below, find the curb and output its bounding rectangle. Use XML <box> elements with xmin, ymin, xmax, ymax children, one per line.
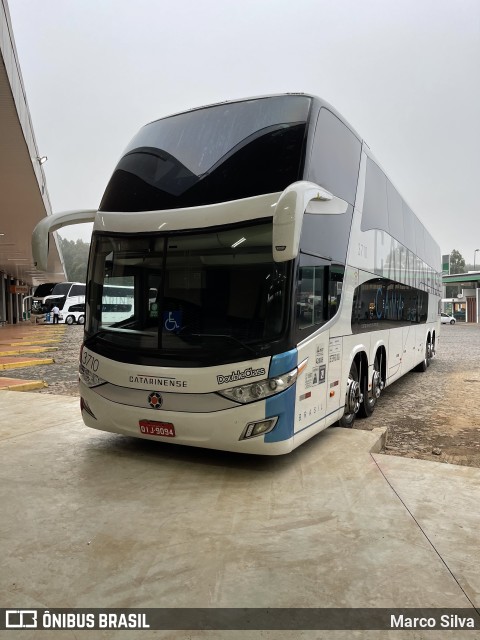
<box><xmin>370</xmin><ymin>427</ymin><xmax>388</xmax><ymax>453</ymax></box>
<box><xmin>0</xmin><ymin>358</ymin><xmax>55</xmax><ymax>370</ymax></box>
<box><xmin>0</xmin><ymin>379</ymin><xmax>48</xmax><ymax>391</ymax></box>
<box><xmin>0</xmin><ymin>340</ymin><xmax>62</xmax><ymax>346</ymax></box>
<box><xmin>0</xmin><ymin>347</ymin><xmax>58</xmax><ymax>356</ymax></box>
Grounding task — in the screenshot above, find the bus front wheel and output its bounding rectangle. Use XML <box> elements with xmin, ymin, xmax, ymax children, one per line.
<box><xmin>339</xmin><ymin>361</ymin><xmax>362</xmax><ymax>428</ymax></box>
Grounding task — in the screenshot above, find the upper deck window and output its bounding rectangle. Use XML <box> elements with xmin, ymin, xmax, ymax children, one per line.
<box><xmin>100</xmin><ymin>96</ymin><xmax>311</xmax><ymax>212</ymax></box>
<box><xmin>70</xmin><ymin>284</ymin><xmax>86</xmax><ymax>297</ymax></box>
<box><xmin>307</xmin><ymin>108</ymin><xmax>361</xmax><ymax>206</ymax></box>
<box><xmin>52</xmin><ymin>282</ymin><xmax>73</xmax><ymax>296</ymax></box>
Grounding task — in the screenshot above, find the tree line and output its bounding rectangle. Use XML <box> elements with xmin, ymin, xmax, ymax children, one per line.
<box><xmin>58</xmin><ymin>236</ymin><xmax>90</xmax><ymax>282</ymax></box>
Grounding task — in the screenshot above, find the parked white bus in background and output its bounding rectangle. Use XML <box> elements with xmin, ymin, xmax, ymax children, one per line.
<box><xmin>97</xmin><ymin>284</ymin><xmax>135</xmax><ymax>324</ymax></box>
<box><xmin>32</xmin><ymin>94</ymin><xmax>441</xmax><ymax>454</ymax></box>
<box><xmin>33</xmin><ymin>283</ymin><xmax>134</xmax><ymax>325</ymax></box>
<box><xmin>27</xmin><ymin>282</ymin><xmax>57</xmax><ymax>319</ymax></box>
<box><xmin>31</xmin><ymin>281</ymin><xmax>85</xmax><ymax>315</ymax></box>
<box><xmin>31</xmin><ymin>281</ymin><xmax>86</xmax><ymax>324</ymax></box>
<box><xmin>58</xmin><ymin>299</ymin><xmax>85</xmax><ymax>325</ymax></box>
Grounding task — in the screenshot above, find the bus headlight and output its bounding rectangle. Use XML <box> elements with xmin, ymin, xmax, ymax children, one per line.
<box><xmin>217</xmin><ymin>360</ymin><xmax>307</xmax><ymax>404</ymax></box>
<box><xmin>79</xmin><ymin>363</ymin><xmax>107</xmax><ymax>388</ymax></box>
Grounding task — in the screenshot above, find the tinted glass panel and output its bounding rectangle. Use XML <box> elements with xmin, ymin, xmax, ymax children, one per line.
<box><xmin>307</xmin><ymin>108</ymin><xmax>361</xmax><ymax>205</ymax></box>
<box><xmin>403</xmin><ymin>203</ymin><xmax>416</xmax><ymax>253</ymax></box>
<box><xmin>295</xmin><ymin>254</ymin><xmax>344</xmax><ymax>341</ymax></box>
<box><xmin>52</xmin><ymin>283</ymin><xmax>72</xmax><ymax>296</ymax></box>
<box><xmin>386</xmin><ymin>180</ymin><xmax>404</xmax><ymax>245</ymax></box>
<box><xmin>70</xmin><ymin>284</ymin><xmax>86</xmax><ymax>296</ymax></box>
<box><xmin>297</xmin><ymin>265</ymin><xmax>325</xmax><ymax>331</ymax></box>
<box><xmin>100</xmin><ymin>96</ymin><xmax>311</xmax><ymax>212</ymax></box>
<box><xmin>33</xmin><ymin>283</ymin><xmax>56</xmax><ymax>297</ymax></box>
<box><xmin>351</xmin><ymin>276</ymin><xmax>428</xmax><ymax>333</ymax></box>
<box><xmin>86</xmin><ymin>223</ymin><xmax>291</xmax><ymax>366</ymax></box>
<box><xmin>69</xmin><ymin>304</ymin><xmax>85</xmax><ymax>313</ymax></box>
<box><xmin>414</xmin><ymin>216</ymin><xmax>426</xmax><ymax>262</ymax></box>
<box><xmin>299</xmin><ymin>208</ymin><xmax>354</xmax><ymax>264</ymax></box>
<box><xmin>361</xmin><ymin>157</ymin><xmax>388</xmax><ymax>233</ymax></box>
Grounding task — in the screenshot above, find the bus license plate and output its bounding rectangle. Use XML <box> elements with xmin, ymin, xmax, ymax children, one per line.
<box><xmin>139</xmin><ymin>420</ymin><xmax>175</xmax><ymax>437</ymax></box>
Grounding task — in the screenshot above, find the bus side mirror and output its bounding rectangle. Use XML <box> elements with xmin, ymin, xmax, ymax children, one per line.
<box><xmin>272</xmin><ymin>182</ymin><xmax>348</xmax><ymax>262</ymax></box>
<box><xmin>32</xmin><ymin>209</ymin><xmax>97</xmax><ymax>271</ymax></box>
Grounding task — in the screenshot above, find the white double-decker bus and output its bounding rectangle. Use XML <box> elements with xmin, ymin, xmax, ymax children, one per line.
<box><xmin>33</xmin><ymin>94</ymin><xmax>441</xmax><ymax>454</ymax></box>
<box><xmin>29</xmin><ymin>281</ymin><xmax>86</xmax><ymax>323</ymax></box>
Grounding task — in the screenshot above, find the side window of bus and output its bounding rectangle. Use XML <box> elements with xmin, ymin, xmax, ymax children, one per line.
<box><xmin>296</xmin><ymin>258</ymin><xmax>344</xmax><ymax>338</ymax></box>
<box><xmin>297</xmin><ymin>265</ymin><xmax>324</xmax><ymax>331</ymax></box>
<box><xmin>70</xmin><ymin>284</ymin><xmax>86</xmax><ymax>297</ymax></box>
<box><xmin>328</xmin><ymin>266</ymin><xmax>344</xmax><ymax>319</ymax></box>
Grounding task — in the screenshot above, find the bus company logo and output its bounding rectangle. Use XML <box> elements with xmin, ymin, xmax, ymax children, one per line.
<box><xmin>129</xmin><ymin>374</ymin><xmax>187</xmax><ymax>388</ymax></box>
<box><xmin>217</xmin><ymin>366</ymin><xmax>266</xmax><ymax>385</ymax></box>
<box><xmin>147</xmin><ymin>392</ymin><xmax>163</xmax><ymax>409</ymax></box>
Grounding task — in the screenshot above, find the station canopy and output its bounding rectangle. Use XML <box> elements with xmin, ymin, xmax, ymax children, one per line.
<box><xmin>0</xmin><ymin>0</ymin><xmax>65</xmax><ymax>287</ymax></box>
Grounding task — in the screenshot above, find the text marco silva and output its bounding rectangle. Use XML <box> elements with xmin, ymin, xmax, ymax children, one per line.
<box><xmin>391</xmin><ymin>614</ymin><xmax>476</xmax><ymax>629</ymax></box>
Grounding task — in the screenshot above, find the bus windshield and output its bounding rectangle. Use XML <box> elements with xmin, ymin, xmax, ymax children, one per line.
<box><xmin>33</xmin><ymin>283</ymin><xmax>57</xmax><ymax>297</ymax></box>
<box><xmin>85</xmin><ymin>222</ymin><xmax>291</xmax><ymax>365</ymax></box>
<box><xmin>99</xmin><ymin>95</ymin><xmax>311</xmax><ymax>212</ymax></box>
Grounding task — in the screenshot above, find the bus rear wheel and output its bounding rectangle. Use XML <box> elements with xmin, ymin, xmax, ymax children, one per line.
<box><xmin>359</xmin><ymin>355</ymin><xmax>381</xmax><ymax>418</ymax></box>
<box><xmin>77</xmin><ymin>315</ymin><xmax>85</xmax><ymax>325</ymax></box>
<box><xmin>339</xmin><ymin>361</ymin><xmax>362</xmax><ymax>428</ymax></box>
<box><xmin>65</xmin><ymin>315</ymin><xmax>74</xmax><ymax>325</ymax></box>
<box><xmin>415</xmin><ymin>340</ymin><xmax>430</xmax><ymax>372</ymax></box>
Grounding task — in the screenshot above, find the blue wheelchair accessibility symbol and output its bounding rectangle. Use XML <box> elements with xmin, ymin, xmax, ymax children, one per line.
<box><xmin>163</xmin><ymin>311</ymin><xmax>182</xmax><ymax>332</ymax></box>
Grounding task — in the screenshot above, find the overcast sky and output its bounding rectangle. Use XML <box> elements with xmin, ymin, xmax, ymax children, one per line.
<box><xmin>9</xmin><ymin>0</ymin><xmax>480</xmax><ymax>263</ymax></box>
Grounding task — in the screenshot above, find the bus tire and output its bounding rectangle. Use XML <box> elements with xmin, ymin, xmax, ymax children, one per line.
<box><xmin>414</xmin><ymin>341</ymin><xmax>429</xmax><ymax>372</ymax></box>
<box><xmin>77</xmin><ymin>315</ymin><xmax>85</xmax><ymax>325</ymax></box>
<box><xmin>65</xmin><ymin>315</ymin><xmax>74</xmax><ymax>325</ymax></box>
<box><xmin>339</xmin><ymin>361</ymin><xmax>361</xmax><ymax>428</ymax></box>
<box><xmin>359</xmin><ymin>355</ymin><xmax>381</xmax><ymax>418</ymax></box>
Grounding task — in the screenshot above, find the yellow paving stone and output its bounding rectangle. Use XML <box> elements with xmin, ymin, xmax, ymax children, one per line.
<box><xmin>0</xmin><ymin>339</ymin><xmax>62</xmax><ymax>346</ymax></box>
<box><xmin>0</xmin><ymin>357</ymin><xmax>54</xmax><ymax>370</ymax></box>
<box><xmin>0</xmin><ymin>378</ymin><xmax>47</xmax><ymax>391</ymax></box>
<box><xmin>0</xmin><ymin>347</ymin><xmax>58</xmax><ymax>356</ymax></box>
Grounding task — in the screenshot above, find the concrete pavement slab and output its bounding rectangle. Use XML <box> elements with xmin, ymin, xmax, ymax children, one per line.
<box><xmin>1</xmin><ymin>391</ymin><xmax>478</xmax><ymax>639</ymax></box>
<box><xmin>373</xmin><ymin>454</ymin><xmax>480</xmax><ymax>607</ymax></box>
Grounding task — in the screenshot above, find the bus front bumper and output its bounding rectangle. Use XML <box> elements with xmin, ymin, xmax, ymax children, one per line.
<box><xmin>79</xmin><ymin>381</ymin><xmax>294</xmax><ymax>455</ymax></box>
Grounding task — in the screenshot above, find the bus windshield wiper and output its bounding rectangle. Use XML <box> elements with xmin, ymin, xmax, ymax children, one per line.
<box><xmin>182</xmin><ymin>332</ymin><xmax>260</xmax><ymax>359</ymax></box>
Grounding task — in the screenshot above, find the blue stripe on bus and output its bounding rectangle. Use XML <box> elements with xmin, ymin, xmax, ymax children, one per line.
<box><xmin>268</xmin><ymin>348</ymin><xmax>298</xmax><ymax>377</ymax></box>
<box><xmin>264</xmin><ymin>384</ymin><xmax>296</xmax><ymax>443</ymax></box>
